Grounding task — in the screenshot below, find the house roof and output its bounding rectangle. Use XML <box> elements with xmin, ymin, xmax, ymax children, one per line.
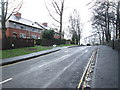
<box><xmin>34</xmin><ymin>22</ymin><xmax>51</xmax><ymax>30</ymax></box>
<box><xmin>7</xmin><ymin>13</ymin><xmax>64</xmax><ymax>36</ymax></box>
<box><xmin>8</xmin><ymin>14</ymin><xmax>43</xmax><ymax>29</ymax></box>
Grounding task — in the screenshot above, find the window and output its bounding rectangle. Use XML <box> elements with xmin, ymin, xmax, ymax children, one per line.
<box><xmin>20</xmin><ymin>33</ymin><xmax>26</xmax><ymax>38</ymax></box>
<box><xmin>20</xmin><ymin>25</ymin><xmax>24</xmax><ymax>29</ymax></box>
<box><xmin>32</xmin><ymin>28</ymin><xmax>39</xmax><ymax>32</ymax></box>
<box><xmin>12</xmin><ymin>32</ymin><xmax>17</xmax><ymax>38</ymax></box>
<box><xmin>32</xmin><ymin>28</ymin><xmax>35</xmax><ymax>31</ymax></box>
<box><xmin>38</xmin><ymin>30</ymin><xmax>41</xmax><ymax>33</ymax></box>
<box><xmin>26</xmin><ymin>26</ymin><xmax>31</xmax><ymax>31</ymax></box>
<box><xmin>31</xmin><ymin>35</ymin><xmax>36</xmax><ymax>39</ymax></box>
<box><xmin>36</xmin><ymin>29</ymin><xmax>41</xmax><ymax>33</ymax></box>
<box><xmin>13</xmin><ymin>23</ymin><xmax>16</xmax><ymax>28</ymax></box>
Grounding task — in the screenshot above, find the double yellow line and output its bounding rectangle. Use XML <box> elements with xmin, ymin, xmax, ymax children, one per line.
<box><xmin>77</xmin><ymin>49</ymin><xmax>97</xmax><ymax>90</ymax></box>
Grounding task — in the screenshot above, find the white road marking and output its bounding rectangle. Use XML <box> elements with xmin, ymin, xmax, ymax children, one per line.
<box><xmin>0</xmin><ymin>78</ymin><xmax>12</xmax><ymax>85</ymax></box>
<box><xmin>0</xmin><ymin>47</ymin><xmax>88</xmax><ymax>86</ymax></box>
<box><xmin>65</xmin><ymin>50</ymin><xmax>68</xmax><ymax>52</ymax></box>
<box><xmin>38</xmin><ymin>54</ymin><xmax>70</xmax><ymax>68</ymax></box>
<box><xmin>43</xmin><ymin>50</ymin><xmax>88</xmax><ymax>88</ymax></box>
<box><xmin>29</xmin><ymin>47</ymin><xmax>88</xmax><ymax>73</ymax></box>
<box><xmin>32</xmin><ymin>47</ymin><xmax>88</xmax><ymax>70</ymax></box>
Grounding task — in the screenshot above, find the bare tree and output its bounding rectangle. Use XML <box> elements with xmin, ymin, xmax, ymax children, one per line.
<box><xmin>68</xmin><ymin>9</ymin><xmax>82</xmax><ymax>45</ymax></box>
<box><xmin>116</xmin><ymin>1</ymin><xmax>120</xmax><ymax>39</ymax></box>
<box><xmin>45</xmin><ymin>0</ymin><xmax>65</xmax><ymax>40</ymax></box>
<box><xmin>91</xmin><ymin>0</ymin><xmax>117</xmax><ymax>43</ymax></box>
<box><xmin>1</xmin><ymin>0</ymin><xmax>23</xmax><ymax>38</ymax></box>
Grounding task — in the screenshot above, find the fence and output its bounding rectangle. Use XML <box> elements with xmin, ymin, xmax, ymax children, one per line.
<box><xmin>0</xmin><ymin>38</ymin><xmax>68</xmax><ymax>50</ymax></box>
<box><xmin>41</xmin><ymin>39</ymin><xmax>66</xmax><ymax>46</ymax></box>
<box><xmin>0</xmin><ymin>37</ymin><xmax>34</xmax><ymax>50</ymax></box>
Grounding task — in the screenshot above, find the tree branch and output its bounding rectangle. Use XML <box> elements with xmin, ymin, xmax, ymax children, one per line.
<box><xmin>51</xmin><ymin>2</ymin><xmax>60</xmax><ymax>15</ymax></box>
<box><xmin>53</xmin><ymin>0</ymin><xmax>61</xmax><ymax>13</ymax></box>
<box><xmin>45</xmin><ymin>1</ymin><xmax>60</xmax><ymax>23</ymax></box>
<box><xmin>5</xmin><ymin>0</ymin><xmax>23</xmax><ymax>21</ymax></box>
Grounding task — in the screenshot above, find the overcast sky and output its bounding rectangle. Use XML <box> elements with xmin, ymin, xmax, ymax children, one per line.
<box><xmin>6</xmin><ymin>0</ymin><xmax>95</xmax><ymax>41</ymax></box>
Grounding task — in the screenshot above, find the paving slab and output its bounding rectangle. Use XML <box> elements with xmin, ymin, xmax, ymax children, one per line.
<box><xmin>92</xmin><ymin>45</ymin><xmax>119</xmax><ymax>88</ymax></box>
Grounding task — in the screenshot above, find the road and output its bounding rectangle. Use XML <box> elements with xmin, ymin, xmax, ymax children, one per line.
<box><xmin>1</xmin><ymin>46</ymin><xmax>97</xmax><ymax>88</ymax></box>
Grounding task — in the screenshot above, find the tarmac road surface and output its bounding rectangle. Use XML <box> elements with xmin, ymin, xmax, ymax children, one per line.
<box><xmin>1</xmin><ymin>46</ymin><xmax>97</xmax><ymax>88</ymax></box>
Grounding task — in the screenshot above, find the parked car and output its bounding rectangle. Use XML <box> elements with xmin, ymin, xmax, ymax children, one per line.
<box><xmin>87</xmin><ymin>44</ymin><xmax>90</xmax><ymax>46</ymax></box>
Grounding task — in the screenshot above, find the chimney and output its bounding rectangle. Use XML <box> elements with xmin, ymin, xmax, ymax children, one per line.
<box><xmin>14</xmin><ymin>12</ymin><xmax>21</xmax><ymax>19</ymax></box>
<box><xmin>42</xmin><ymin>22</ymin><xmax>48</xmax><ymax>27</ymax></box>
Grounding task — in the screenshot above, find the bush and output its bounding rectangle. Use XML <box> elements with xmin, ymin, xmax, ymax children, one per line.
<box><xmin>41</xmin><ymin>38</ymin><xmax>66</xmax><ymax>46</ymax></box>
<box><xmin>35</xmin><ymin>39</ymin><xmax>41</xmax><ymax>45</ymax></box>
<box><xmin>42</xmin><ymin>30</ymin><xmax>55</xmax><ymax>39</ymax></box>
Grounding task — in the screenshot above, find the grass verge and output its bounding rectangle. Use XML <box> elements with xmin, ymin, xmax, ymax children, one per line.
<box><xmin>1</xmin><ymin>46</ymin><xmax>52</xmax><ymax>59</ymax></box>
<box><xmin>1</xmin><ymin>44</ymin><xmax>76</xmax><ymax>59</ymax></box>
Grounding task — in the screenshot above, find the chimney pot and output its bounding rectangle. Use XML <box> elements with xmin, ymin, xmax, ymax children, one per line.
<box><xmin>14</xmin><ymin>12</ymin><xmax>21</xmax><ymax>19</ymax></box>
<box><xmin>42</xmin><ymin>23</ymin><xmax>48</xmax><ymax>27</ymax></box>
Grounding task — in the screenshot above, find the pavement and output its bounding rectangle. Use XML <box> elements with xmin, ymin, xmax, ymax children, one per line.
<box><xmin>91</xmin><ymin>45</ymin><xmax>119</xmax><ymax>89</ymax></box>
<box><xmin>0</xmin><ymin>45</ymin><xmax>79</xmax><ymax>66</ymax></box>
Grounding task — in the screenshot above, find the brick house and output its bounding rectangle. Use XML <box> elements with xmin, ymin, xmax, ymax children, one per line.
<box><xmin>0</xmin><ymin>12</ymin><xmax>43</xmax><ymax>39</ymax></box>
<box><xmin>35</xmin><ymin>22</ymin><xmax>64</xmax><ymax>39</ymax></box>
<box><xmin>0</xmin><ymin>12</ymin><xmax>64</xmax><ymax>39</ymax></box>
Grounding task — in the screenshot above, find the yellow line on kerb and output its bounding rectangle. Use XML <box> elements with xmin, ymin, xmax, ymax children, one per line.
<box><xmin>77</xmin><ymin>50</ymin><xmax>95</xmax><ymax>90</ymax></box>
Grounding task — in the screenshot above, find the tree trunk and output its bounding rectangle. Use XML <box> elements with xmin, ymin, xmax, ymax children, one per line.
<box><xmin>105</xmin><ymin>11</ymin><xmax>109</xmax><ymax>42</ymax></box>
<box><xmin>59</xmin><ymin>9</ymin><xmax>63</xmax><ymax>40</ymax></box>
<box><xmin>106</xmin><ymin>3</ymin><xmax>111</xmax><ymax>42</ymax></box>
<box><xmin>116</xmin><ymin>1</ymin><xmax>120</xmax><ymax>39</ymax></box>
<box><xmin>118</xmin><ymin>1</ymin><xmax>120</xmax><ymax>38</ymax></box>
<box><xmin>102</xmin><ymin>31</ymin><xmax>104</xmax><ymax>44</ymax></box>
<box><xmin>1</xmin><ymin>0</ymin><xmax>7</xmax><ymax>39</ymax></box>
<box><xmin>78</xmin><ymin>31</ymin><xmax>81</xmax><ymax>45</ymax></box>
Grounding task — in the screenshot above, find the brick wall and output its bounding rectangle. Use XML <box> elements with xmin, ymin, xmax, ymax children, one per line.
<box><xmin>0</xmin><ymin>28</ymin><xmax>42</xmax><ymax>39</ymax></box>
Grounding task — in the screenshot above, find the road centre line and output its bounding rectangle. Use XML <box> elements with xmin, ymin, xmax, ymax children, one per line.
<box><xmin>0</xmin><ymin>47</ymin><xmax>88</xmax><ymax>86</ymax></box>
<box><xmin>0</xmin><ymin>78</ymin><xmax>13</xmax><ymax>85</ymax></box>
<box><xmin>1</xmin><ymin>47</ymin><xmax>88</xmax><ymax>80</ymax></box>
<box><xmin>43</xmin><ymin>50</ymin><xmax>88</xmax><ymax>88</ymax></box>
<box><xmin>0</xmin><ymin>48</ymin><xmax>88</xmax><ymax>86</ymax></box>
<box><xmin>38</xmin><ymin>54</ymin><xmax>70</xmax><ymax>68</ymax></box>
<box><xmin>0</xmin><ymin>47</ymin><xmax>87</xmax><ymax>68</ymax></box>
<box><xmin>1</xmin><ymin>47</ymin><xmax>87</xmax><ymax>68</ymax></box>
<box><xmin>38</xmin><ymin>47</ymin><xmax>87</xmax><ymax>69</ymax></box>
